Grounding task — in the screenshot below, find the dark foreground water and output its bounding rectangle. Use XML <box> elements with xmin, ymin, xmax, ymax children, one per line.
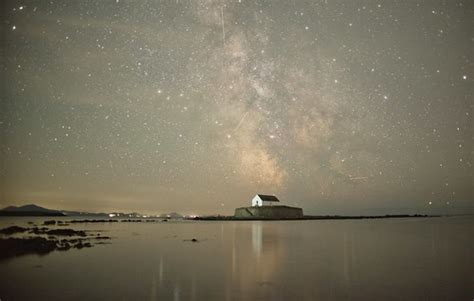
<box><xmin>0</xmin><ymin>216</ymin><xmax>472</xmax><ymax>300</ymax></box>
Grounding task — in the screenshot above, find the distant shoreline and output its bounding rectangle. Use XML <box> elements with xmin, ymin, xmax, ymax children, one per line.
<box><xmin>189</xmin><ymin>214</ymin><xmax>438</xmax><ymax>221</ymax></box>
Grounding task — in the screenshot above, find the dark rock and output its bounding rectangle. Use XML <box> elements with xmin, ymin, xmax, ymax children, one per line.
<box><xmin>0</xmin><ymin>226</ymin><xmax>29</xmax><ymax>235</ymax></box>
<box><xmin>73</xmin><ymin>241</ymin><xmax>92</xmax><ymax>249</ymax></box>
<box><xmin>0</xmin><ymin>237</ymin><xmax>58</xmax><ymax>261</ymax></box>
<box><xmin>45</xmin><ymin>229</ymin><xmax>87</xmax><ymax>237</ymax></box>
<box><xmin>57</xmin><ymin>242</ymin><xmax>71</xmax><ymax>251</ymax></box>
<box><xmin>43</xmin><ymin>220</ymin><xmax>56</xmax><ymax>226</ymax></box>
<box><xmin>0</xmin><ymin>224</ymin><xmax>114</xmax><ymax>260</ymax></box>
<box><xmin>95</xmin><ymin>236</ymin><xmax>111</xmax><ymax>240</ymax></box>
<box><xmin>29</xmin><ymin>227</ymin><xmax>49</xmax><ymax>235</ymax></box>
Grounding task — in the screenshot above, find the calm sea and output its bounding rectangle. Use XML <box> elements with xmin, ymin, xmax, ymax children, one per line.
<box><xmin>0</xmin><ymin>216</ymin><xmax>472</xmax><ymax>300</ymax></box>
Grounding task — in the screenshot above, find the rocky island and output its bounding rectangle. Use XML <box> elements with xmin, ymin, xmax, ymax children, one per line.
<box><xmin>190</xmin><ymin>194</ymin><xmax>433</xmax><ymax>221</ymax></box>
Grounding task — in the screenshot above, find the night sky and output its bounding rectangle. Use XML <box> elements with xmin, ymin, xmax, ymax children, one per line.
<box><xmin>1</xmin><ymin>1</ymin><xmax>472</xmax><ymax>215</ymax></box>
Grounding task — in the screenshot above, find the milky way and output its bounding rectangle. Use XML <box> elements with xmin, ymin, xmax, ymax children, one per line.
<box><xmin>1</xmin><ymin>1</ymin><xmax>472</xmax><ymax>214</ymax></box>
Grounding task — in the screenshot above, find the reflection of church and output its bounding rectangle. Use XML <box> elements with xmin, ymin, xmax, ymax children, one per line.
<box><xmin>234</xmin><ymin>194</ymin><xmax>304</xmax><ymax>219</ymax></box>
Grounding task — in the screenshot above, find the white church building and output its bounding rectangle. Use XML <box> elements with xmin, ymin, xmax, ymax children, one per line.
<box><xmin>251</xmin><ymin>194</ymin><xmax>280</xmax><ymax>207</ymax></box>
<box><xmin>234</xmin><ymin>194</ymin><xmax>303</xmax><ymax>218</ymax></box>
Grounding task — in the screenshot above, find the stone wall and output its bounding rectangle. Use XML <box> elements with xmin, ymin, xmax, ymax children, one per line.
<box><xmin>234</xmin><ymin>206</ymin><xmax>304</xmax><ymax>219</ymax></box>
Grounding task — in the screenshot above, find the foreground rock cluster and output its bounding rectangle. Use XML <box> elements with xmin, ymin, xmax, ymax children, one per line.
<box><xmin>0</xmin><ymin>225</ymin><xmax>111</xmax><ymax>261</ymax></box>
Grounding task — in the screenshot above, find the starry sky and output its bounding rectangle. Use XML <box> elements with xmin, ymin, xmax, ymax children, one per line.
<box><xmin>1</xmin><ymin>0</ymin><xmax>472</xmax><ymax>215</ymax></box>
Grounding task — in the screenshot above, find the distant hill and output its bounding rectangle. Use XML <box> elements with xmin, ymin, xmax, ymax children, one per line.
<box><xmin>159</xmin><ymin>212</ymin><xmax>183</xmax><ymax>219</ymax></box>
<box><xmin>0</xmin><ymin>204</ymin><xmax>65</xmax><ymax>216</ymax></box>
<box><xmin>0</xmin><ymin>204</ymin><xmax>180</xmax><ymax>218</ymax></box>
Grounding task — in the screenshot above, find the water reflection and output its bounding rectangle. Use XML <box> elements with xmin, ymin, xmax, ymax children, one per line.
<box><xmin>1</xmin><ymin>218</ymin><xmax>472</xmax><ymax>300</ymax></box>
<box><xmin>173</xmin><ymin>283</ymin><xmax>180</xmax><ymax>301</ymax></box>
<box><xmin>252</xmin><ymin>222</ymin><xmax>262</xmax><ymax>258</ymax></box>
<box><xmin>159</xmin><ymin>255</ymin><xmax>163</xmax><ymax>285</ymax></box>
<box><xmin>229</xmin><ymin>222</ymin><xmax>287</xmax><ymax>300</ymax></box>
<box><xmin>149</xmin><ymin>274</ymin><xmax>157</xmax><ymax>301</ymax></box>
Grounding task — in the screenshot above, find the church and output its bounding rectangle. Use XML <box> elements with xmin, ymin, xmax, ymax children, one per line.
<box><xmin>234</xmin><ymin>194</ymin><xmax>304</xmax><ymax>219</ymax></box>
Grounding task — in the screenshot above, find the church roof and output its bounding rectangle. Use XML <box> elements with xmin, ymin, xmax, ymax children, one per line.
<box><xmin>256</xmin><ymin>194</ymin><xmax>280</xmax><ymax>202</ymax></box>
